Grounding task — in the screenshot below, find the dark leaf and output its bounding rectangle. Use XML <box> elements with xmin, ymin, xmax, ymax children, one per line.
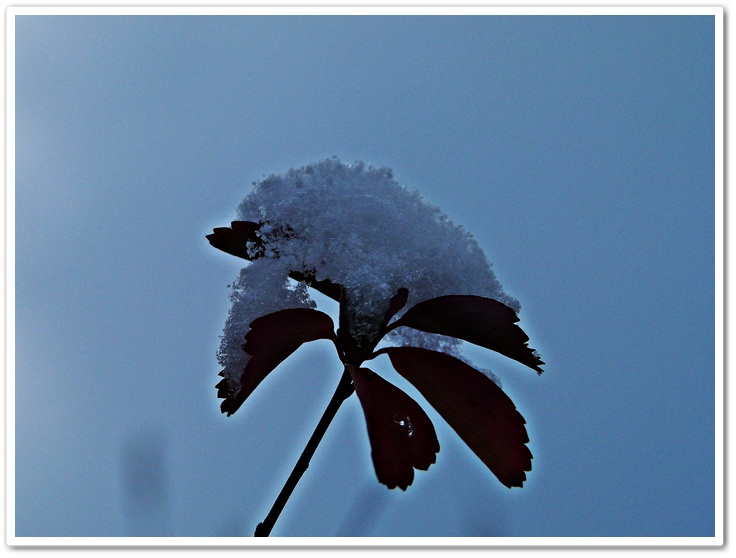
<box><xmin>349</xmin><ymin>365</ymin><xmax>439</xmax><ymax>490</ymax></box>
<box><xmin>215</xmin><ymin>374</ymin><xmax>230</xmax><ymax>399</ymax></box>
<box><xmin>288</xmin><ymin>270</ymin><xmax>343</xmax><ymax>302</ymax></box>
<box><xmin>388</xmin><ymin>295</ymin><xmax>544</xmax><ymax>374</ymax></box>
<box><xmin>337</xmin><ymin>287</ymin><xmax>409</xmax><ymax>365</ymax></box>
<box><xmin>218</xmin><ymin>308</ymin><xmax>338</xmax><ymax>416</ymax></box>
<box><xmin>208</xmin><ymin>222</ymin><xmax>344</xmax><ymax>301</ymax></box>
<box><xmin>206</xmin><ymin>221</ymin><xmax>262</xmax><ymax>260</ymax></box>
<box><xmin>382</xmin><ymin>347</ymin><xmax>532</xmax><ymax>488</ymax></box>
<box><xmin>216</xmin><ymin>374</ymin><xmax>243</xmax><ymax>416</ymax></box>
<box><xmin>381</xmin><ymin>287</ymin><xmax>409</xmax><ymax>330</ymax></box>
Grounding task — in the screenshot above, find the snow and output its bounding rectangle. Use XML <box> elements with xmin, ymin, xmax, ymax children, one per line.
<box><xmin>217</xmin><ymin>158</ymin><xmax>519</xmax><ymax>394</ymax></box>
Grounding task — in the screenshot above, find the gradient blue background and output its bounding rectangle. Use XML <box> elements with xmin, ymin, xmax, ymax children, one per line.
<box><xmin>14</xmin><ymin>14</ymin><xmax>716</xmax><ymax>537</ymax></box>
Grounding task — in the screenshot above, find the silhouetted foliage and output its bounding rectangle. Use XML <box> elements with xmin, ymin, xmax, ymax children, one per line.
<box><xmin>208</xmin><ymin>159</ymin><xmax>544</xmax><ymax>535</ymax></box>
<box><xmin>209</xmin><ymin>220</ymin><xmax>543</xmax><ymax>489</ymax></box>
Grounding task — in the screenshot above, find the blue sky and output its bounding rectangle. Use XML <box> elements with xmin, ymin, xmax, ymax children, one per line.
<box><xmin>12</xmin><ymin>12</ymin><xmax>718</xmax><ymax>539</ymax></box>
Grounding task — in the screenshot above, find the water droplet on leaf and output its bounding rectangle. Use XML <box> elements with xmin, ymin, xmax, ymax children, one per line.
<box><xmin>392</xmin><ymin>413</ymin><xmax>414</xmax><ymax>438</ymax></box>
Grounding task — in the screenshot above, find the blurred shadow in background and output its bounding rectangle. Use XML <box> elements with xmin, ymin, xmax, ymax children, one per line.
<box><xmin>119</xmin><ymin>430</ymin><xmax>171</xmax><ymax>536</ymax></box>
<box><xmin>460</xmin><ymin>498</ymin><xmax>510</xmax><ymax>537</ymax></box>
<box><xmin>335</xmin><ymin>481</ymin><xmax>389</xmax><ymax>536</ymax></box>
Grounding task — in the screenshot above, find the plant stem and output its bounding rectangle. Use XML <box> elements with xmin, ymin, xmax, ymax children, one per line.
<box><xmin>254</xmin><ymin>366</ymin><xmax>355</xmax><ymax>537</ymax></box>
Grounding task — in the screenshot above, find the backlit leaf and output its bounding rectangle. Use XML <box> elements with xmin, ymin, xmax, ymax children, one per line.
<box><xmin>349</xmin><ymin>365</ymin><xmax>439</xmax><ymax>490</ymax></box>
<box><xmin>381</xmin><ymin>287</ymin><xmax>409</xmax><ymax>330</ymax></box>
<box><xmin>218</xmin><ymin>308</ymin><xmax>338</xmax><ymax>416</ymax></box>
<box><xmin>382</xmin><ymin>346</ymin><xmax>532</xmax><ymax>488</ymax></box>
<box><xmin>206</xmin><ymin>221</ymin><xmax>262</xmax><ymax>260</ymax></box>
<box><xmin>389</xmin><ymin>295</ymin><xmax>544</xmax><ymax>374</ymax></box>
<box><xmin>207</xmin><ymin>222</ymin><xmax>344</xmax><ymax>301</ymax></box>
<box><xmin>288</xmin><ymin>269</ymin><xmax>343</xmax><ymax>302</ymax></box>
